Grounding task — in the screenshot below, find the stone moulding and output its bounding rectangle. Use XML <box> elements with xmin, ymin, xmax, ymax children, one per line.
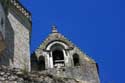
<box><xmin>0</xmin><ymin>0</ymin><xmax>31</xmax><ymax>21</ymax></box>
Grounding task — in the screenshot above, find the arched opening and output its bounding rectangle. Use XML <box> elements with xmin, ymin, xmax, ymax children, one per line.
<box><xmin>73</xmin><ymin>54</ymin><xmax>80</xmax><ymax>66</ymax></box>
<box><xmin>52</xmin><ymin>49</ymin><xmax>65</xmax><ymax>68</ymax></box>
<box><xmin>38</xmin><ymin>56</ymin><xmax>45</xmax><ymax>71</ymax></box>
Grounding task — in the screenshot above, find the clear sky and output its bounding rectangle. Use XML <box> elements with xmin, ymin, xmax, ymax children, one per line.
<box><xmin>20</xmin><ymin>0</ymin><xmax>125</xmax><ymax>83</ymax></box>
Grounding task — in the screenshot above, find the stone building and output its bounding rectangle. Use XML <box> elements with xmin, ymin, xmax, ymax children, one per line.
<box><xmin>31</xmin><ymin>26</ymin><xmax>100</xmax><ymax>83</ymax></box>
<box><xmin>0</xmin><ymin>0</ymin><xmax>31</xmax><ymax>71</ymax></box>
<box><xmin>0</xmin><ymin>0</ymin><xmax>100</xmax><ymax>83</ymax></box>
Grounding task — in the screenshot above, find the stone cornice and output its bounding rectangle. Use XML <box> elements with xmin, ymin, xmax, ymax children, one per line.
<box><xmin>10</xmin><ymin>0</ymin><xmax>31</xmax><ymax>21</ymax></box>
<box><xmin>0</xmin><ymin>0</ymin><xmax>31</xmax><ymax>22</ymax></box>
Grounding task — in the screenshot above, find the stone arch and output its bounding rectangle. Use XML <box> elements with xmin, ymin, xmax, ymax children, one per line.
<box><xmin>46</xmin><ymin>41</ymin><xmax>69</xmax><ymax>50</ymax></box>
<box><xmin>50</xmin><ymin>43</ymin><xmax>66</xmax><ymax>68</ymax></box>
<box><xmin>52</xmin><ymin>49</ymin><xmax>65</xmax><ymax>68</ymax></box>
<box><xmin>38</xmin><ymin>56</ymin><xmax>45</xmax><ymax>70</ymax></box>
<box><xmin>73</xmin><ymin>53</ymin><xmax>80</xmax><ymax>66</ymax></box>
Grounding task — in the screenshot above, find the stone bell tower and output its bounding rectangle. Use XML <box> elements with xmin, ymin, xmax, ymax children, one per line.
<box><xmin>0</xmin><ymin>0</ymin><xmax>32</xmax><ymax>71</ymax></box>
<box><xmin>31</xmin><ymin>26</ymin><xmax>100</xmax><ymax>83</ymax></box>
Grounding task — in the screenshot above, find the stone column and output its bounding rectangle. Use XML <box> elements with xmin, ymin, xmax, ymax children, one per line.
<box><xmin>49</xmin><ymin>51</ymin><xmax>53</xmax><ymax>68</ymax></box>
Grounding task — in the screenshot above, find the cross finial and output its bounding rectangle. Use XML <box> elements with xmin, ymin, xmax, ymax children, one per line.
<box><xmin>52</xmin><ymin>25</ymin><xmax>58</xmax><ymax>33</ymax></box>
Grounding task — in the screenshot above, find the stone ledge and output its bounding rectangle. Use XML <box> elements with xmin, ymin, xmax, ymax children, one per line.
<box><xmin>0</xmin><ymin>66</ymin><xmax>84</xmax><ymax>83</ymax></box>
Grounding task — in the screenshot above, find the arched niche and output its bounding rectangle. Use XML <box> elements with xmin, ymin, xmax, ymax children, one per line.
<box><xmin>38</xmin><ymin>56</ymin><xmax>45</xmax><ymax>71</ymax></box>
<box><xmin>50</xmin><ymin>43</ymin><xmax>66</xmax><ymax>68</ymax></box>
<box><xmin>73</xmin><ymin>53</ymin><xmax>80</xmax><ymax>66</ymax></box>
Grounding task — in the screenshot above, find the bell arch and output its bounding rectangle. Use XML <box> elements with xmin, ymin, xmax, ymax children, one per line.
<box><xmin>51</xmin><ymin>43</ymin><xmax>66</xmax><ymax>68</ymax></box>
<box><xmin>46</xmin><ymin>41</ymin><xmax>68</xmax><ymax>68</ymax></box>
<box><xmin>52</xmin><ymin>47</ymin><xmax>65</xmax><ymax>68</ymax></box>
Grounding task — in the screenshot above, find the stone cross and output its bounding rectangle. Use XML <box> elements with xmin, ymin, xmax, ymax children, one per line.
<box><xmin>52</xmin><ymin>25</ymin><xmax>58</xmax><ymax>33</ymax></box>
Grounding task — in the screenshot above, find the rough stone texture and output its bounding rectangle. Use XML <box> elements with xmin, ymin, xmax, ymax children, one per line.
<box><xmin>45</xmin><ymin>65</ymin><xmax>99</xmax><ymax>83</ymax></box>
<box><xmin>0</xmin><ymin>1</ymin><xmax>31</xmax><ymax>71</ymax></box>
<box><xmin>0</xmin><ymin>2</ymin><xmax>6</xmax><ymax>52</ymax></box>
<box><xmin>34</xmin><ymin>30</ymin><xmax>95</xmax><ymax>69</ymax></box>
<box><xmin>0</xmin><ymin>1</ymin><xmax>100</xmax><ymax>83</ymax></box>
<box><xmin>8</xmin><ymin>11</ymin><xmax>31</xmax><ymax>71</ymax></box>
<box><xmin>0</xmin><ymin>2</ymin><xmax>5</xmax><ymax>39</ymax></box>
<box><xmin>0</xmin><ymin>2</ymin><xmax>14</xmax><ymax>67</ymax></box>
<box><xmin>0</xmin><ymin>66</ymin><xmax>88</xmax><ymax>83</ymax></box>
<box><xmin>31</xmin><ymin>28</ymin><xmax>100</xmax><ymax>83</ymax></box>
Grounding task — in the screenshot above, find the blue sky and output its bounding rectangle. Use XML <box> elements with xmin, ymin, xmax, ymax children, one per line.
<box><xmin>20</xmin><ymin>0</ymin><xmax>125</xmax><ymax>83</ymax></box>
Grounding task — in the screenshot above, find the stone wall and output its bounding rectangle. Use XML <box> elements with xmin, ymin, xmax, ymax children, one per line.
<box><xmin>32</xmin><ymin>28</ymin><xmax>100</xmax><ymax>83</ymax></box>
<box><xmin>7</xmin><ymin>11</ymin><xmax>31</xmax><ymax>71</ymax></box>
<box><xmin>0</xmin><ymin>66</ymin><xmax>87</xmax><ymax>83</ymax></box>
<box><xmin>0</xmin><ymin>2</ymin><xmax>5</xmax><ymax>39</ymax></box>
<box><xmin>43</xmin><ymin>64</ymin><xmax>99</xmax><ymax>83</ymax></box>
<box><xmin>31</xmin><ymin>54</ymin><xmax>100</xmax><ymax>83</ymax></box>
<box><xmin>0</xmin><ymin>2</ymin><xmax>14</xmax><ymax>67</ymax></box>
<box><xmin>0</xmin><ymin>4</ymin><xmax>5</xmax><ymax>52</ymax></box>
<box><xmin>0</xmin><ymin>1</ymin><xmax>31</xmax><ymax>71</ymax></box>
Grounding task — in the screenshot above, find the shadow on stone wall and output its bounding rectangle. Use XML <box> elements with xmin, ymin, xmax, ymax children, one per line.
<box><xmin>31</xmin><ymin>52</ymin><xmax>38</xmax><ymax>71</ymax></box>
<box><xmin>31</xmin><ymin>53</ymin><xmax>46</xmax><ymax>71</ymax></box>
<box><xmin>0</xmin><ymin>18</ymin><xmax>14</xmax><ymax>66</ymax></box>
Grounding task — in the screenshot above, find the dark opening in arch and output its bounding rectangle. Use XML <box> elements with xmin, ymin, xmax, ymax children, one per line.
<box><xmin>52</xmin><ymin>50</ymin><xmax>65</xmax><ymax>67</ymax></box>
<box><xmin>38</xmin><ymin>56</ymin><xmax>45</xmax><ymax>71</ymax></box>
<box><xmin>53</xmin><ymin>50</ymin><xmax>64</xmax><ymax>60</ymax></box>
<box><xmin>73</xmin><ymin>54</ymin><xmax>80</xmax><ymax>66</ymax></box>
